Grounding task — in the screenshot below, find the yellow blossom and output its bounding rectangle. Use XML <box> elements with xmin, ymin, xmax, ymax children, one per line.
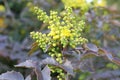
<box><xmin>0</xmin><ymin>5</ymin><xmax>5</xmax><ymax>12</ymax></box>
<box><xmin>53</xmin><ymin>35</ymin><xmax>59</xmax><ymax>40</ymax></box>
<box><xmin>94</xmin><ymin>0</ymin><xmax>106</xmax><ymax>7</ymax></box>
<box><xmin>62</xmin><ymin>0</ymin><xmax>88</xmax><ymax>9</ymax></box>
<box><xmin>61</xmin><ymin>29</ymin><xmax>71</xmax><ymax>37</ymax></box>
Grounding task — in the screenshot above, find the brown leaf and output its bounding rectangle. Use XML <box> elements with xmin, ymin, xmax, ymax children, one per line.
<box><xmin>28</xmin><ymin>42</ymin><xmax>39</xmax><ymax>56</ymax></box>
<box><xmin>98</xmin><ymin>48</ymin><xmax>106</xmax><ymax>56</ymax></box>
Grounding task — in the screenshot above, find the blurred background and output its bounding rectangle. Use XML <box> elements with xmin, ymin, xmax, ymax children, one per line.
<box><xmin>0</xmin><ymin>0</ymin><xmax>120</xmax><ymax>80</ymax></box>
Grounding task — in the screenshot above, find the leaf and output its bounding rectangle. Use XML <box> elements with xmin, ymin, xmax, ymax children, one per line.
<box><xmin>25</xmin><ymin>75</ymin><xmax>31</xmax><ymax>80</ymax></box>
<box><xmin>86</xmin><ymin>43</ymin><xmax>98</xmax><ymax>52</ymax></box>
<box><xmin>42</xmin><ymin>66</ymin><xmax>51</xmax><ymax>80</ymax></box>
<box><xmin>98</xmin><ymin>48</ymin><xmax>120</xmax><ymax>65</ymax></box>
<box><xmin>62</xmin><ymin>59</ymin><xmax>74</xmax><ymax>76</ymax></box>
<box><xmin>79</xmin><ymin>59</ymin><xmax>94</xmax><ymax>72</ymax></box>
<box><xmin>98</xmin><ymin>48</ymin><xmax>113</xmax><ymax>61</ymax></box>
<box><xmin>81</xmin><ymin>50</ymin><xmax>99</xmax><ymax>60</ymax></box>
<box><xmin>98</xmin><ymin>48</ymin><xmax>106</xmax><ymax>56</ymax></box>
<box><xmin>28</xmin><ymin>42</ymin><xmax>39</xmax><ymax>56</ymax></box>
<box><xmin>40</xmin><ymin>58</ymin><xmax>75</xmax><ymax>76</ymax></box>
<box><xmin>15</xmin><ymin>60</ymin><xmax>43</xmax><ymax>80</ymax></box>
<box><xmin>112</xmin><ymin>57</ymin><xmax>120</xmax><ymax>65</ymax></box>
<box><xmin>89</xmin><ymin>70</ymin><xmax>120</xmax><ymax>79</ymax></box>
<box><xmin>0</xmin><ymin>71</ymin><xmax>24</xmax><ymax>80</ymax></box>
<box><xmin>40</xmin><ymin>57</ymin><xmax>58</xmax><ymax>66</ymax></box>
<box><xmin>105</xmin><ymin>52</ymin><xmax>113</xmax><ymax>61</ymax></box>
<box><xmin>15</xmin><ymin>60</ymin><xmax>37</xmax><ymax>68</ymax></box>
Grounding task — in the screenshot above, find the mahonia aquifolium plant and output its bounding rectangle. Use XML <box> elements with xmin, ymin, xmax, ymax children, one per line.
<box><xmin>30</xmin><ymin>6</ymin><xmax>87</xmax><ymax>80</ymax></box>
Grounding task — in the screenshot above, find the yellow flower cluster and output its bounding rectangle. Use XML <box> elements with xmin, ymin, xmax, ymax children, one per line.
<box><xmin>0</xmin><ymin>5</ymin><xmax>5</xmax><ymax>12</ymax></box>
<box><xmin>62</xmin><ymin>0</ymin><xmax>106</xmax><ymax>14</ymax></box>
<box><xmin>94</xmin><ymin>0</ymin><xmax>106</xmax><ymax>7</ymax></box>
<box><xmin>30</xmin><ymin>6</ymin><xmax>87</xmax><ymax>64</ymax></box>
<box><xmin>30</xmin><ymin>6</ymin><xmax>88</xmax><ymax>80</ymax></box>
<box><xmin>48</xmin><ymin>26</ymin><xmax>72</xmax><ymax>39</ymax></box>
<box><xmin>62</xmin><ymin>0</ymin><xmax>89</xmax><ymax>14</ymax></box>
<box><xmin>62</xmin><ymin>0</ymin><xmax>88</xmax><ymax>9</ymax></box>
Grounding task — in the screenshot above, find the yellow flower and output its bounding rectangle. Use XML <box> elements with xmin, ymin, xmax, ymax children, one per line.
<box><xmin>94</xmin><ymin>0</ymin><xmax>106</xmax><ymax>7</ymax></box>
<box><xmin>62</xmin><ymin>0</ymin><xmax>88</xmax><ymax>8</ymax></box>
<box><xmin>0</xmin><ymin>5</ymin><xmax>5</xmax><ymax>12</ymax></box>
<box><xmin>48</xmin><ymin>31</ymin><xmax>56</xmax><ymax>36</ymax></box>
<box><xmin>53</xmin><ymin>35</ymin><xmax>59</xmax><ymax>40</ymax></box>
<box><xmin>52</xmin><ymin>43</ymin><xmax>56</xmax><ymax>46</ymax></box>
<box><xmin>61</xmin><ymin>29</ymin><xmax>71</xmax><ymax>37</ymax></box>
